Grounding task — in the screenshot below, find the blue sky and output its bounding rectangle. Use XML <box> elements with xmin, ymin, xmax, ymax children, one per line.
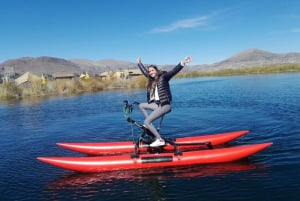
<box><xmin>0</xmin><ymin>0</ymin><xmax>300</xmax><ymax>65</ymax></box>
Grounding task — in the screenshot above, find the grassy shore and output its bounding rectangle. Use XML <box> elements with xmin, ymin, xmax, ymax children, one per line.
<box><xmin>177</xmin><ymin>64</ymin><xmax>300</xmax><ymax>78</ymax></box>
<box><xmin>0</xmin><ymin>76</ymin><xmax>147</xmax><ymax>101</ymax></box>
<box><xmin>1</xmin><ymin>64</ymin><xmax>299</xmax><ymax>101</ymax></box>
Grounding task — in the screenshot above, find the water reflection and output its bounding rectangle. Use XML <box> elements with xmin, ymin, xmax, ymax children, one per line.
<box><xmin>47</xmin><ymin>161</ymin><xmax>265</xmax><ymax>189</ymax></box>
<box><xmin>0</xmin><ymin>96</ymin><xmax>48</xmax><ymax>106</ymax></box>
<box><xmin>43</xmin><ymin>161</ymin><xmax>268</xmax><ymax>200</ymax></box>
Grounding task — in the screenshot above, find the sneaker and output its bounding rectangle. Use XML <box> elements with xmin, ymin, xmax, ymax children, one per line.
<box><xmin>150</xmin><ymin>139</ymin><xmax>165</xmax><ymax>147</ymax></box>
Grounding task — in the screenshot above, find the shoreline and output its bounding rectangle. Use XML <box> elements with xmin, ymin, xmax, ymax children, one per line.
<box><xmin>1</xmin><ymin>65</ymin><xmax>299</xmax><ymax>102</ymax></box>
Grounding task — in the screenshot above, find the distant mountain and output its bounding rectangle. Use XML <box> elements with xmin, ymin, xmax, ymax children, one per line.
<box><xmin>70</xmin><ymin>59</ymin><xmax>137</xmax><ymax>72</ymax></box>
<box><xmin>1</xmin><ymin>49</ymin><xmax>300</xmax><ymax>76</ymax></box>
<box><xmin>0</xmin><ymin>56</ymin><xmax>81</xmax><ymax>76</ymax></box>
<box><xmin>206</xmin><ymin>49</ymin><xmax>300</xmax><ymax>70</ymax></box>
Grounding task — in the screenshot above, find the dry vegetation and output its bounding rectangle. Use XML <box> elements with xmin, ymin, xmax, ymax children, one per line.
<box><xmin>177</xmin><ymin>64</ymin><xmax>300</xmax><ymax>78</ymax></box>
<box><xmin>1</xmin><ymin>64</ymin><xmax>299</xmax><ymax>101</ymax></box>
<box><xmin>0</xmin><ymin>76</ymin><xmax>147</xmax><ymax>101</ymax></box>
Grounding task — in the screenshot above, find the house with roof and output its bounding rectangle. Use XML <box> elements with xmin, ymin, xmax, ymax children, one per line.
<box><xmin>15</xmin><ymin>72</ymin><xmax>40</xmax><ymax>87</ymax></box>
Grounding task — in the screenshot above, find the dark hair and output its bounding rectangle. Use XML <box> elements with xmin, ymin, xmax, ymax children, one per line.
<box><xmin>148</xmin><ymin>65</ymin><xmax>158</xmax><ymax>71</ymax></box>
<box><xmin>147</xmin><ymin>65</ymin><xmax>160</xmax><ymax>90</ymax></box>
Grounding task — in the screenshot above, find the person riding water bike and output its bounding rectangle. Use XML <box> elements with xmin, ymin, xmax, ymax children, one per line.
<box><xmin>136</xmin><ymin>56</ymin><xmax>192</xmax><ymax>147</ymax></box>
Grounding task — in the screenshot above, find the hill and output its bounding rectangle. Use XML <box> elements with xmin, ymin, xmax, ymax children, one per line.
<box><xmin>1</xmin><ymin>49</ymin><xmax>300</xmax><ymax>76</ymax></box>
<box><xmin>70</xmin><ymin>59</ymin><xmax>137</xmax><ymax>72</ymax></box>
<box><xmin>205</xmin><ymin>49</ymin><xmax>300</xmax><ymax>70</ymax></box>
<box><xmin>0</xmin><ymin>57</ymin><xmax>82</xmax><ymax>76</ymax></box>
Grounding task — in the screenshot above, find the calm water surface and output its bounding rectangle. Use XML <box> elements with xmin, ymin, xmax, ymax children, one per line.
<box><xmin>1</xmin><ymin>73</ymin><xmax>299</xmax><ymax>201</ymax></box>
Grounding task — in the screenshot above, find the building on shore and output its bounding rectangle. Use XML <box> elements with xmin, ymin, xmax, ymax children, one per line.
<box><xmin>52</xmin><ymin>73</ymin><xmax>75</xmax><ymax>80</ymax></box>
<box><xmin>15</xmin><ymin>72</ymin><xmax>40</xmax><ymax>87</ymax></box>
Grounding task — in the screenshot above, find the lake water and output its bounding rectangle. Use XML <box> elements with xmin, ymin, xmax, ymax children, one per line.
<box><xmin>1</xmin><ymin>73</ymin><xmax>299</xmax><ymax>201</ymax></box>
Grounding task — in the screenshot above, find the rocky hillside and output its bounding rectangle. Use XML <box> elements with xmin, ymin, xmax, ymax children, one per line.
<box><xmin>0</xmin><ymin>57</ymin><xmax>82</xmax><ymax>76</ymax></box>
<box><xmin>1</xmin><ymin>49</ymin><xmax>300</xmax><ymax>76</ymax></box>
<box><xmin>206</xmin><ymin>49</ymin><xmax>300</xmax><ymax>70</ymax></box>
<box><xmin>70</xmin><ymin>59</ymin><xmax>137</xmax><ymax>73</ymax></box>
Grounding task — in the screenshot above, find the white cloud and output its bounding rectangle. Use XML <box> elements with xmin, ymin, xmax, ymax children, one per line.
<box><xmin>150</xmin><ymin>15</ymin><xmax>210</xmax><ymax>33</ymax></box>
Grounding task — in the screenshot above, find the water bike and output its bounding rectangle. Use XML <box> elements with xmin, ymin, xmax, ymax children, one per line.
<box><xmin>37</xmin><ymin>101</ymin><xmax>272</xmax><ymax>172</ymax></box>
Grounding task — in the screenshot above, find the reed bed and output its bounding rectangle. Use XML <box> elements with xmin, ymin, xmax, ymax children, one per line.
<box><xmin>0</xmin><ymin>64</ymin><xmax>299</xmax><ymax>101</ymax></box>
<box><xmin>0</xmin><ymin>77</ymin><xmax>146</xmax><ymax>101</ymax></box>
<box><xmin>177</xmin><ymin>64</ymin><xmax>300</xmax><ymax>78</ymax></box>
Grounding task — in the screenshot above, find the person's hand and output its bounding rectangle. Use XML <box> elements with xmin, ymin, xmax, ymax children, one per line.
<box><xmin>136</xmin><ymin>57</ymin><xmax>142</xmax><ymax>63</ymax></box>
<box><xmin>182</xmin><ymin>56</ymin><xmax>192</xmax><ymax>64</ymax></box>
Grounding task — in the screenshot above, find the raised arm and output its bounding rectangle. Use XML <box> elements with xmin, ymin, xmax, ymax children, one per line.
<box><xmin>164</xmin><ymin>56</ymin><xmax>193</xmax><ymax>80</ymax></box>
<box><xmin>136</xmin><ymin>57</ymin><xmax>149</xmax><ymax>77</ymax></box>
